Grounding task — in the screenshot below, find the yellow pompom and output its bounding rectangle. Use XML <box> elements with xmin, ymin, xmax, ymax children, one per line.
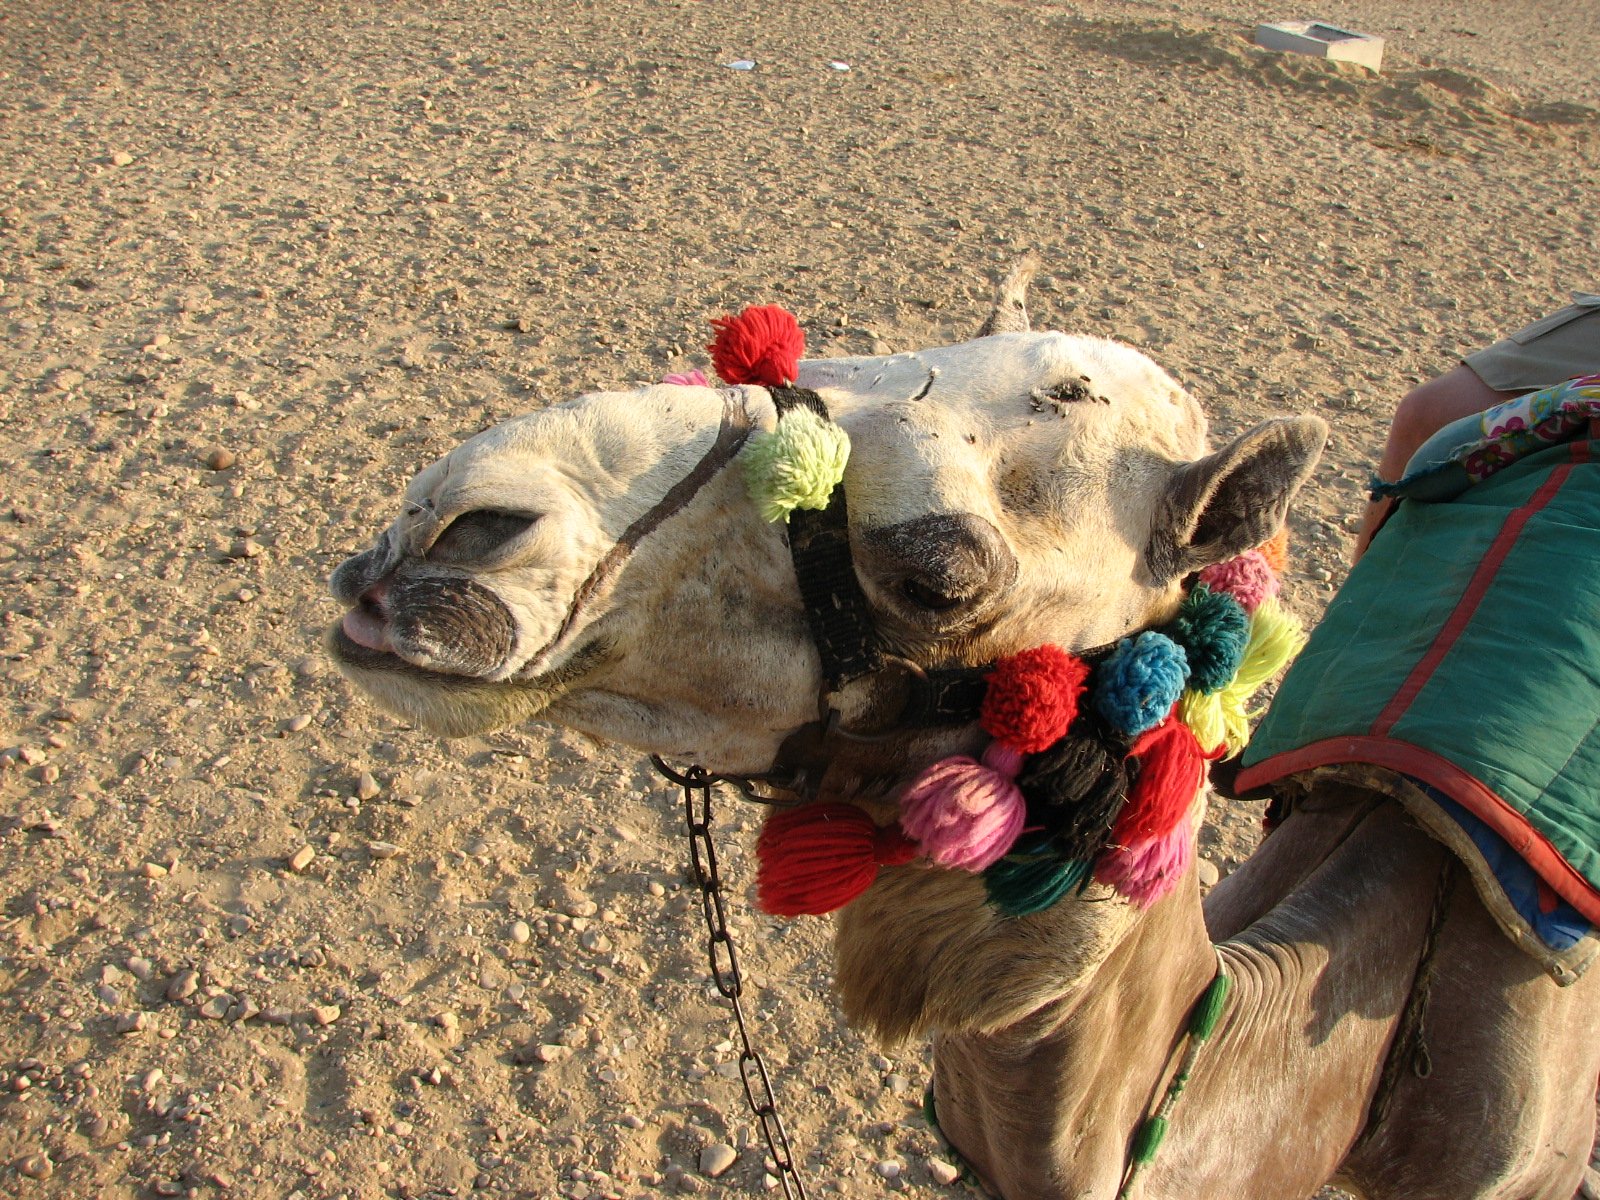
<box><xmin>743</xmin><ymin>407</ymin><xmax>851</xmax><ymax>523</ymax></box>
<box><xmin>1180</xmin><ymin>599</ymin><xmax>1307</xmax><ymax>757</ymax></box>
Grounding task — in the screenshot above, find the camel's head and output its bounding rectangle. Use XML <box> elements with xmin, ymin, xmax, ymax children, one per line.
<box><xmin>328</xmin><ymin>264</ymin><xmax>1325</xmax><ymax>1038</ymax></box>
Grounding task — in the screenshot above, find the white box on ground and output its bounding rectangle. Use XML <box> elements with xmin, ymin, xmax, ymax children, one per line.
<box><xmin>1254</xmin><ymin>20</ymin><xmax>1385</xmax><ymax>72</ymax></box>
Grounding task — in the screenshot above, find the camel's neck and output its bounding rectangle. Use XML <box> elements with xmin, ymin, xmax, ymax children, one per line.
<box><xmin>885</xmin><ymin>802</ymin><xmax>1451</xmax><ymax>1200</ymax></box>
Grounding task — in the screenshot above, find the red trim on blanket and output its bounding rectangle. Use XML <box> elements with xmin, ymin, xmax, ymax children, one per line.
<box><xmin>1371</xmin><ymin>439</ymin><xmax>1591</xmax><ymax>738</ymax></box>
<box><xmin>1236</xmin><ymin>737</ymin><xmax>1600</xmax><ymax>926</ymax></box>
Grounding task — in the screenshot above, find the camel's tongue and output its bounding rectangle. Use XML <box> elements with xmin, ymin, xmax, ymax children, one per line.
<box><xmin>340</xmin><ymin>607</ymin><xmax>392</xmax><ymax>653</ymax></box>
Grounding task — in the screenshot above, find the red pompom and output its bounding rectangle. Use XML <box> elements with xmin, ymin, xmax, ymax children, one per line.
<box><xmin>708</xmin><ymin>304</ymin><xmax>805</xmax><ymax>388</ymax></box>
<box><xmin>1110</xmin><ymin>715</ymin><xmax>1218</xmax><ymax>845</ymax></box>
<box><xmin>756</xmin><ymin>803</ymin><xmax>916</xmax><ymax>917</ymax></box>
<box><xmin>980</xmin><ymin>645</ymin><xmax>1090</xmax><ymax>754</ymax></box>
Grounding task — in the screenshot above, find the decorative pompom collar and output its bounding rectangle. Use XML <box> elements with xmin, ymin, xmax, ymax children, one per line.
<box><xmin>663</xmin><ymin>304</ymin><xmax>1308</xmax><ymax>920</ymax></box>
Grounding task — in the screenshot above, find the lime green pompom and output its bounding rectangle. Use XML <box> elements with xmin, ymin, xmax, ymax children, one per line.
<box><xmin>743</xmin><ymin>407</ymin><xmax>851</xmax><ymax>523</ymax></box>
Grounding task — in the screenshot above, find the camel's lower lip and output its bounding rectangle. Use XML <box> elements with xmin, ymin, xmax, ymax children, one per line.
<box><xmin>325</xmin><ymin>623</ymin><xmax>479</xmax><ymax>685</ymax></box>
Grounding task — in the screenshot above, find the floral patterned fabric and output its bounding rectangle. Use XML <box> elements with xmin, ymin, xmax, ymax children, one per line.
<box><xmin>1373</xmin><ymin>373</ymin><xmax>1600</xmax><ymax>503</ymax></box>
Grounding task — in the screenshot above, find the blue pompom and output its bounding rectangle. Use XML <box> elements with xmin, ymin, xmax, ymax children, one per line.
<box><xmin>1093</xmin><ymin>632</ymin><xmax>1188</xmax><ymax>736</ymax></box>
<box><xmin>1166</xmin><ymin>585</ymin><xmax>1250</xmax><ymax>694</ymax></box>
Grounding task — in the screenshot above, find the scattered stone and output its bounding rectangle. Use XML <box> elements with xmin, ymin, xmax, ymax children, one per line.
<box><xmin>532</xmin><ymin>1044</ymin><xmax>567</xmax><ymax>1064</ymax></box>
<box><xmin>19</xmin><ymin>1153</ymin><xmax>53</xmax><ymax>1180</ymax></box>
<box><xmin>1197</xmin><ymin>858</ymin><xmax>1221</xmax><ymax>888</ymax></box>
<box><xmin>229</xmin><ymin>537</ymin><xmax>262</xmax><ymax>559</ymax></box>
<box><xmin>287</xmin><ymin>846</ymin><xmax>315</xmax><ymax>873</ymax></box>
<box><xmin>367</xmin><ymin>841</ymin><xmax>400</xmax><ymax>860</ymax></box>
<box><xmin>166</xmin><ymin>970</ymin><xmax>200</xmax><ymax>1002</ymax></box>
<box><xmin>926</xmin><ymin>1156</ymin><xmax>962</xmax><ymax>1186</ymax></box>
<box><xmin>356</xmin><ymin>771</ymin><xmax>381</xmax><ymax>801</ymax></box>
<box><xmin>309</xmin><ymin>1004</ymin><xmax>342</xmax><ymax>1026</ymax></box>
<box><xmin>699</xmin><ymin>1144</ymin><xmax>737</xmax><ymax>1178</ymax></box>
<box><xmin>202</xmin><ymin>446</ymin><xmax>236</xmax><ymax>471</ymax></box>
<box><xmin>110</xmin><ymin>150</ymin><xmax>134</xmax><ymax>167</ymax></box>
<box><xmin>114</xmin><ymin>1012</ymin><xmax>150</xmax><ymax>1034</ymax></box>
<box><xmin>510</xmin><ymin>920</ymin><xmax>531</xmax><ymax>945</ymax></box>
<box><xmin>285</xmin><ymin>714</ymin><xmax>313</xmax><ymax>733</ymax></box>
<box><xmin>435</xmin><ymin>1010</ymin><xmax>460</xmax><ymax>1032</ymax></box>
<box><xmin>199</xmin><ymin>996</ymin><xmax>231</xmax><ymax>1020</ymax></box>
<box><xmin>142</xmin><ymin>862</ymin><xmax>168</xmax><ymax>879</ymax></box>
<box><xmin>874</xmin><ymin>1160</ymin><xmax>902</xmax><ymax>1179</ymax></box>
<box><xmin>126</xmin><ymin>956</ymin><xmax>155</xmax><ymax>982</ymax></box>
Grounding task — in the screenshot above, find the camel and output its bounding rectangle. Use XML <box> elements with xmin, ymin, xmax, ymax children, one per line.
<box><xmin>326</xmin><ymin>264</ymin><xmax>1600</xmax><ymax>1199</ymax></box>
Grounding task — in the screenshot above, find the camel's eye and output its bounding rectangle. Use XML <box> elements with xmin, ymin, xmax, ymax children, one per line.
<box><xmin>899</xmin><ymin>577</ymin><xmax>964</xmax><ymax>612</ymax></box>
<box><xmin>429</xmin><ymin>510</ymin><xmax>540</xmax><ymax>563</ymax></box>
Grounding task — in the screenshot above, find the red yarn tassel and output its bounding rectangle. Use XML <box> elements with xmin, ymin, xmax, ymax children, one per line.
<box><xmin>756</xmin><ymin>803</ymin><xmax>917</xmax><ymax>917</ymax></box>
<box><xmin>708</xmin><ymin>304</ymin><xmax>805</xmax><ymax>388</ymax></box>
<box><xmin>1110</xmin><ymin>715</ymin><xmax>1215</xmax><ymax>845</ymax></box>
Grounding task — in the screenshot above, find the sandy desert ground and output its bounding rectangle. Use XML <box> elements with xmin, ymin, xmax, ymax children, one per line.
<box><xmin>1</xmin><ymin>1</ymin><xmax>1596</xmax><ymax>1197</ymax></box>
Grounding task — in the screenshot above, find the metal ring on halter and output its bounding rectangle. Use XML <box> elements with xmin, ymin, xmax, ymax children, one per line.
<box><xmin>648</xmin><ymin>755</ymin><xmax>725</xmax><ymax>789</ymax></box>
<box><xmin>652</xmin><ymin>754</ymin><xmax>808</xmax><ymax>808</ymax></box>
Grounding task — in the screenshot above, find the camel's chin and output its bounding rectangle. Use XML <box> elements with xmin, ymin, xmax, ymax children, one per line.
<box><xmin>323</xmin><ymin>623</ymin><xmax>545</xmax><ymax>737</ymax></box>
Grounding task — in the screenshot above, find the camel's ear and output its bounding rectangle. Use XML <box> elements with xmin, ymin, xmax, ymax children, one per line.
<box><xmin>1144</xmin><ymin>416</ymin><xmax>1327</xmax><ymax>583</ymax></box>
<box><xmin>973</xmin><ymin>252</ymin><xmax>1039</xmax><ymax>338</ymax></box>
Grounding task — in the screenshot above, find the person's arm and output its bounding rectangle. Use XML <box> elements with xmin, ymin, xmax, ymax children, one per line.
<box><xmin>1351</xmin><ymin>363</ymin><xmax>1521</xmax><ymax>561</ymax></box>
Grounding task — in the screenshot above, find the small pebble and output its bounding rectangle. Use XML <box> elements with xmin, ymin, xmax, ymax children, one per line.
<box><xmin>699</xmin><ymin>1144</ymin><xmax>737</xmax><ymax>1178</ymax></box>
<box><xmin>19</xmin><ymin>1154</ymin><xmax>53</xmax><ymax>1180</ymax></box>
<box><xmin>287</xmin><ymin>846</ymin><xmax>315</xmax><ymax>873</ymax></box>
<box><xmin>510</xmin><ymin>920</ymin><xmax>531</xmax><ymax>945</ymax></box>
<box><xmin>166</xmin><ymin>970</ymin><xmax>199</xmax><ymax>1002</ymax></box>
<box><xmin>285</xmin><ymin>714</ymin><xmax>313</xmax><ymax>733</ymax></box>
<box><xmin>110</xmin><ymin>150</ymin><xmax>134</xmax><ymax>167</ymax></box>
<box><xmin>874</xmin><ymin>1160</ymin><xmax>902</xmax><ymax>1180</ymax></box>
<box><xmin>309</xmin><ymin>1004</ymin><xmax>342</xmax><ymax>1026</ymax></box>
<box><xmin>229</xmin><ymin>537</ymin><xmax>262</xmax><ymax>559</ymax></box>
<box><xmin>1197</xmin><ymin>858</ymin><xmax>1221</xmax><ymax>888</ymax></box>
<box><xmin>533</xmin><ymin>1044</ymin><xmax>567</xmax><ymax>1064</ymax></box>
<box><xmin>199</xmin><ymin>996</ymin><xmax>231</xmax><ymax>1020</ymax></box>
<box><xmin>368</xmin><ymin>841</ymin><xmax>400</xmax><ymax>860</ymax></box>
<box><xmin>202</xmin><ymin>446</ymin><xmax>236</xmax><ymax>471</ymax></box>
<box><xmin>927</xmin><ymin>1157</ymin><xmax>962</xmax><ymax>1186</ymax></box>
<box><xmin>356</xmin><ymin>771</ymin><xmax>381</xmax><ymax>801</ymax></box>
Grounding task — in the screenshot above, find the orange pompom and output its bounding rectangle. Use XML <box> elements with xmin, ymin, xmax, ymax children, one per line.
<box><xmin>1258</xmin><ymin>526</ymin><xmax>1289</xmax><ymax>575</ymax></box>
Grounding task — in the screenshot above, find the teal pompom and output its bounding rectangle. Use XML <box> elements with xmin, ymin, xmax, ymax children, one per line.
<box><xmin>1093</xmin><ymin>631</ymin><xmax>1188</xmax><ymax>737</ymax></box>
<box><xmin>743</xmin><ymin>407</ymin><xmax>851</xmax><ymax>523</ymax></box>
<box><xmin>1166</xmin><ymin>585</ymin><xmax>1250</xmax><ymax>694</ymax></box>
<box><xmin>984</xmin><ymin>854</ymin><xmax>1090</xmax><ymax>917</ymax></box>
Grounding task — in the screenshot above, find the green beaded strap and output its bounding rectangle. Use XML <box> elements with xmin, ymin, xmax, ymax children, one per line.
<box><xmin>1117</xmin><ymin>956</ymin><xmax>1233</xmax><ymax>1198</ymax></box>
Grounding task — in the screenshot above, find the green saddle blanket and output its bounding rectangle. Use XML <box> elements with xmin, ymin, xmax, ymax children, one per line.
<box><xmin>1238</xmin><ymin>431</ymin><xmax>1600</xmax><ymax>928</ymax></box>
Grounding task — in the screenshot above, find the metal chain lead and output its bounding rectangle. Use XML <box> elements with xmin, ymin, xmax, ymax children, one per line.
<box><xmin>653</xmin><ymin>757</ymin><xmax>809</xmax><ymax>1200</ymax></box>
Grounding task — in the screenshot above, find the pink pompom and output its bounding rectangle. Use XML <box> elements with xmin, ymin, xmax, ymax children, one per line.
<box><xmin>1095</xmin><ymin>823</ymin><xmax>1194</xmax><ymax>909</ymax></box>
<box><xmin>1197</xmin><ymin>549</ymin><xmax>1280</xmax><ymax>614</ymax></box>
<box><xmin>981</xmin><ymin>741</ymin><xmax>1025</xmax><ymax>777</ymax></box>
<box><xmin>661</xmin><ymin>368</ymin><xmax>711</xmax><ymax>387</ymax></box>
<box><xmin>900</xmin><ymin>756</ymin><xmax>1027</xmax><ymax>872</ymax></box>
